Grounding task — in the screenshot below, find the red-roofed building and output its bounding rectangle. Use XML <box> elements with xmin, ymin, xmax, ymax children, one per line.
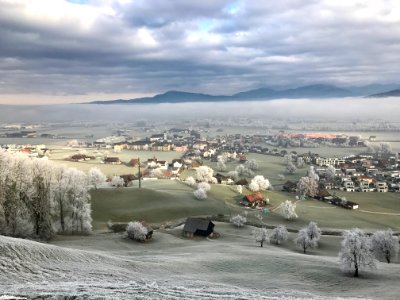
<box><xmin>240</xmin><ymin>192</ymin><xmax>267</xmax><ymax>208</ymax></box>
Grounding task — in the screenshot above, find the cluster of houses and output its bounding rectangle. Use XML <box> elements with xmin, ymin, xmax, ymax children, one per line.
<box><xmin>0</xmin><ymin>144</ymin><xmax>49</xmax><ymax>157</ymax></box>
<box><xmin>311</xmin><ymin>153</ymin><xmax>400</xmax><ymax>193</ymax></box>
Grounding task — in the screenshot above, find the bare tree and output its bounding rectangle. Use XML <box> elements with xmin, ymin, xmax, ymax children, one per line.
<box><xmin>339</xmin><ymin>228</ymin><xmax>376</xmax><ymax>277</ymax></box>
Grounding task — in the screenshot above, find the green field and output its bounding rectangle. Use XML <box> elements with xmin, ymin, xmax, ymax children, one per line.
<box><xmin>91</xmin><ymin>180</ymin><xmax>230</xmax><ymax>229</ymax></box>
<box><xmin>90</xmin><ymin>179</ymin><xmax>400</xmax><ymax>232</ymax></box>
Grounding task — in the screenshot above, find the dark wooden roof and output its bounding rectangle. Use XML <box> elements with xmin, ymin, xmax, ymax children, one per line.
<box><xmin>183</xmin><ymin>218</ymin><xmax>213</xmax><ymax>233</ymax></box>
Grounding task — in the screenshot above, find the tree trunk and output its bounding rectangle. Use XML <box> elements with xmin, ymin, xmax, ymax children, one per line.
<box><xmin>354</xmin><ymin>252</ymin><xmax>359</xmax><ymax>277</ymax></box>
<box><xmin>303</xmin><ymin>245</ymin><xmax>306</xmax><ymax>254</ymax></box>
<box><xmin>59</xmin><ymin>199</ymin><xmax>65</xmax><ymax>233</ymax></box>
<box><xmin>260</xmin><ymin>240</ymin><xmax>264</xmax><ymax>247</ymax></box>
<box><xmin>386</xmin><ymin>252</ymin><xmax>390</xmax><ymax>264</ymax></box>
<box><xmin>354</xmin><ymin>266</ymin><xmax>359</xmax><ymax>277</ymax></box>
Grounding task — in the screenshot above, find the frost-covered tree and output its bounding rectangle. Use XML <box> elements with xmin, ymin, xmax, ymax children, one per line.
<box><xmin>185</xmin><ymin>176</ymin><xmax>196</xmax><ymax>187</ymax></box>
<box><xmin>280</xmin><ymin>200</ymin><xmax>298</xmax><ymax>220</ymax></box>
<box><xmin>228</xmin><ymin>170</ymin><xmax>239</xmax><ymax>181</ymax></box>
<box><xmin>0</xmin><ymin>151</ymin><xmax>92</xmax><ymax>239</ymax></box>
<box><xmin>249</xmin><ymin>175</ymin><xmax>271</xmax><ymax>192</ymax></box>
<box><xmin>111</xmin><ymin>175</ymin><xmax>124</xmax><ymax>187</ymax></box>
<box><xmin>236</xmin><ymin>185</ymin><xmax>243</xmax><ymax>194</ymax></box>
<box><xmin>269</xmin><ymin>225</ymin><xmax>288</xmax><ymax>245</ymax></box>
<box><xmin>339</xmin><ymin>228</ymin><xmax>376</xmax><ymax>277</ymax></box>
<box><xmin>253</xmin><ymin>227</ymin><xmax>269</xmax><ymax>247</ymax></box>
<box><xmin>197</xmin><ymin>181</ymin><xmax>211</xmax><ymax>192</ymax></box>
<box><xmin>196</xmin><ymin>166</ymin><xmax>215</xmax><ymax>183</ymax></box>
<box><xmin>306</xmin><ymin>221</ymin><xmax>321</xmax><ymax>244</ymax></box>
<box><xmin>193</xmin><ymin>188</ymin><xmax>207</xmax><ymax>200</ymax></box>
<box><xmin>230</xmin><ymin>214</ymin><xmax>246</xmax><ymax>227</ymax></box>
<box><xmin>283</xmin><ymin>154</ymin><xmax>293</xmax><ymax>165</ymax></box>
<box><xmin>235</xmin><ymin>164</ymin><xmax>254</xmax><ymax>178</ymax></box>
<box><xmin>371</xmin><ymin>229</ymin><xmax>399</xmax><ymax>263</ymax></box>
<box><xmin>295</xmin><ymin>228</ymin><xmax>317</xmax><ymax>254</ymax></box>
<box><xmin>326</xmin><ymin>165</ymin><xmax>336</xmax><ymax>181</ymax></box>
<box><xmin>244</xmin><ymin>159</ymin><xmax>259</xmax><ymax>171</ymax></box>
<box><xmin>29</xmin><ymin>158</ymin><xmax>55</xmax><ymax>239</ymax></box>
<box><xmin>285</xmin><ymin>161</ymin><xmax>297</xmax><ymax>174</ymax></box>
<box><xmin>217</xmin><ymin>160</ymin><xmax>226</xmax><ymax>171</ymax></box>
<box><xmin>297</xmin><ymin>176</ymin><xmax>319</xmax><ymax>199</ymax></box>
<box><xmin>307</xmin><ymin>166</ymin><xmax>319</xmax><ymax>182</ymax></box>
<box><xmin>88</xmin><ymin>167</ymin><xmax>107</xmax><ymax>189</ymax></box>
<box><xmin>296</xmin><ymin>157</ymin><xmax>305</xmax><ymax>168</ymax></box>
<box><xmin>126</xmin><ymin>221</ymin><xmax>148</xmax><ymax>241</ymax></box>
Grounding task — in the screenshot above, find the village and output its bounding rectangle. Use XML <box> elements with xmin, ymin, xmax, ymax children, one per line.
<box><xmin>2</xmin><ymin>128</ymin><xmax>399</xmax><ymax>216</ymax></box>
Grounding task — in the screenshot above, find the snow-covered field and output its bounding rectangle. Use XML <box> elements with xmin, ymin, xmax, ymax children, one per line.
<box><xmin>1</xmin><ymin>223</ymin><xmax>399</xmax><ymax>300</ymax></box>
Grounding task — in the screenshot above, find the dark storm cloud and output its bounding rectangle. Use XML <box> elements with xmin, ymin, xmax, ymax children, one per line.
<box><xmin>0</xmin><ymin>0</ymin><xmax>400</xmax><ymax>102</ymax></box>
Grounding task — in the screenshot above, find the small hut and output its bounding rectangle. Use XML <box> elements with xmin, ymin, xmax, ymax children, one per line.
<box><xmin>183</xmin><ymin>218</ymin><xmax>214</xmax><ymax>238</ymax></box>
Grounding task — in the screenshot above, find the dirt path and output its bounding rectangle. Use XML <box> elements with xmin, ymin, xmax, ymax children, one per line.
<box><xmin>357</xmin><ymin>210</ymin><xmax>400</xmax><ymax>216</ymax></box>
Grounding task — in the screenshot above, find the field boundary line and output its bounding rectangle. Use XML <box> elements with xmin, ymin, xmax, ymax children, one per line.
<box><xmin>358</xmin><ymin>210</ymin><xmax>400</xmax><ymax>216</ymax></box>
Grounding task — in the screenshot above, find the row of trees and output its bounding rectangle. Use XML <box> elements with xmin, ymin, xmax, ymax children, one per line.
<box><xmin>248</xmin><ymin>219</ymin><xmax>399</xmax><ymax>278</ymax></box>
<box><xmin>0</xmin><ymin>150</ymin><xmax>95</xmax><ymax>239</ymax></box>
<box><xmin>252</xmin><ymin>221</ymin><xmax>321</xmax><ymax>251</ymax></box>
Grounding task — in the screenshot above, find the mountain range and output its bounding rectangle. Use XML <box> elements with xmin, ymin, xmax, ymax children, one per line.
<box><xmin>89</xmin><ymin>84</ymin><xmax>400</xmax><ymax>105</ymax></box>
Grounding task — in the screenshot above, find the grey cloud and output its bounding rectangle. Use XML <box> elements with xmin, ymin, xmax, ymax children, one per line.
<box><xmin>0</xmin><ymin>0</ymin><xmax>400</xmax><ymax>101</ymax></box>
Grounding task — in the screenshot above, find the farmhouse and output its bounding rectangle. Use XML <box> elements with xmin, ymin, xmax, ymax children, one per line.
<box><xmin>240</xmin><ymin>192</ymin><xmax>267</xmax><ymax>208</ymax></box>
<box><xmin>183</xmin><ymin>218</ymin><xmax>215</xmax><ymax>238</ymax></box>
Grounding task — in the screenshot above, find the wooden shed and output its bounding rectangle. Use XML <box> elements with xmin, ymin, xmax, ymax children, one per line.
<box><xmin>183</xmin><ymin>218</ymin><xmax>215</xmax><ymax>238</ymax></box>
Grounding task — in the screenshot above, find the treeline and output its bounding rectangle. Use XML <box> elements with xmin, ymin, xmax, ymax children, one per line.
<box><xmin>0</xmin><ymin>150</ymin><xmax>92</xmax><ymax>240</ymax></box>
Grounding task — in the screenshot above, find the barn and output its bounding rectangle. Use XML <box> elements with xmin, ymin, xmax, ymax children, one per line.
<box><xmin>183</xmin><ymin>218</ymin><xmax>215</xmax><ymax>238</ymax></box>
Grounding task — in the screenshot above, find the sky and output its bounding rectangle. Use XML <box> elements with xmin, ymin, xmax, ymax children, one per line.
<box><xmin>0</xmin><ymin>0</ymin><xmax>400</xmax><ymax>104</ymax></box>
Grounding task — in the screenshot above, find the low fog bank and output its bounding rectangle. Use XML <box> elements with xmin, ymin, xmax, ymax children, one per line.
<box><xmin>0</xmin><ymin>97</ymin><xmax>399</xmax><ymax>123</ymax></box>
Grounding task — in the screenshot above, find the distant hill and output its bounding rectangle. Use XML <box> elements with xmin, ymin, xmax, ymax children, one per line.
<box><xmin>367</xmin><ymin>89</ymin><xmax>400</xmax><ymax>98</ymax></box>
<box><xmin>88</xmin><ymin>84</ymin><xmax>393</xmax><ymax>104</ymax></box>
